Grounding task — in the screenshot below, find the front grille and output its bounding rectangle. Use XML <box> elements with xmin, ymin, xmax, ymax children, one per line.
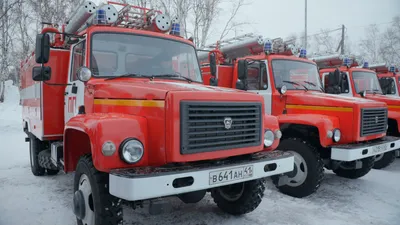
<box><xmin>180</xmin><ymin>101</ymin><xmax>262</xmax><ymax>155</ymax></box>
<box><xmin>360</xmin><ymin>108</ymin><xmax>387</xmax><ymax>137</ymax></box>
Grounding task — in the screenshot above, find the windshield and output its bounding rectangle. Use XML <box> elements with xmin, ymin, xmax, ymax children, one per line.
<box><xmin>271</xmin><ymin>59</ymin><xmax>322</xmax><ymax>91</ymax></box>
<box><xmin>90</xmin><ymin>33</ymin><xmax>202</xmax><ymax>82</ymax></box>
<box><xmin>352</xmin><ymin>71</ymin><xmax>382</xmax><ymax>94</ymax></box>
<box><xmin>378</xmin><ymin>77</ymin><xmax>397</xmax><ymax>95</ymax></box>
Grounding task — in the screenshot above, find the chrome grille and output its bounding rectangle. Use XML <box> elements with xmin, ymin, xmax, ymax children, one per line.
<box><xmin>360</xmin><ymin>108</ymin><xmax>387</xmax><ymax>137</ymax></box>
<box><xmin>180</xmin><ymin>101</ymin><xmax>262</xmax><ymax>154</ymax></box>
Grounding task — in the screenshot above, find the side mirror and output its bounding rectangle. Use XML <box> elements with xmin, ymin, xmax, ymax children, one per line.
<box><xmin>32</xmin><ymin>66</ymin><xmax>51</xmax><ymax>81</ymax></box>
<box><xmin>76</xmin><ymin>67</ymin><xmax>92</xmax><ymax>82</ymax></box>
<box><xmin>278</xmin><ymin>85</ymin><xmax>287</xmax><ymax>95</ymax></box>
<box><xmin>237</xmin><ymin>59</ymin><xmax>248</xmax><ymax>80</ymax></box>
<box><xmin>35</xmin><ymin>33</ymin><xmax>50</xmax><ymax>64</ymax></box>
<box><xmin>209</xmin><ymin>53</ymin><xmax>216</xmax><ymax>77</ymax></box>
<box><xmin>236</xmin><ymin>79</ymin><xmax>246</xmax><ymax>90</ymax></box>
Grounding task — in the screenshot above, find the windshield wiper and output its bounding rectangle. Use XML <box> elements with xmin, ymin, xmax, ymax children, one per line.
<box><xmin>282</xmin><ymin>80</ymin><xmax>308</xmax><ymax>91</ymax></box>
<box><xmin>105</xmin><ymin>73</ymin><xmax>152</xmax><ymax>81</ymax></box>
<box><xmin>153</xmin><ymin>74</ymin><xmax>194</xmax><ymax>83</ymax></box>
<box><xmin>303</xmin><ymin>80</ymin><xmax>325</xmax><ymax>92</ymax></box>
<box><xmin>367</xmin><ymin>89</ymin><xmax>381</xmax><ymax>95</ymax></box>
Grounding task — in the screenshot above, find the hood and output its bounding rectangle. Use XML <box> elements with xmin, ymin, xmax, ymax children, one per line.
<box><xmin>286</xmin><ymin>91</ymin><xmax>385</xmax><ymax>108</ymax></box>
<box><xmin>88</xmin><ymin>78</ymin><xmax>246</xmax><ymax>100</ymax></box>
<box><xmin>365</xmin><ymin>94</ymin><xmax>400</xmax><ymax>107</ymax></box>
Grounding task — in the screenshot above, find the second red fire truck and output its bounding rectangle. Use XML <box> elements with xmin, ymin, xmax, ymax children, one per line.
<box><xmin>312</xmin><ymin>54</ymin><xmax>400</xmax><ymax>168</ymax></box>
<box><xmin>198</xmin><ymin>34</ymin><xmax>400</xmax><ymax>198</ymax></box>
<box><xmin>19</xmin><ymin>2</ymin><xmax>295</xmax><ymax>224</ymax></box>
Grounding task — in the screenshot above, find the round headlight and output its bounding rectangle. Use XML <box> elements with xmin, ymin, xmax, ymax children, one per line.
<box><xmin>279</xmin><ymin>85</ymin><xmax>287</xmax><ymax>94</ymax></box>
<box><xmin>333</xmin><ymin>129</ymin><xmax>341</xmax><ymax>142</ymax></box>
<box><xmin>264</xmin><ymin>130</ymin><xmax>275</xmax><ymax>147</ymax></box>
<box><xmin>120</xmin><ymin>139</ymin><xmax>144</xmax><ymax>164</ymax></box>
<box><xmin>102</xmin><ymin>141</ymin><xmax>116</xmax><ymax>156</ymax></box>
<box><xmin>274</xmin><ymin>130</ymin><xmax>282</xmax><ymax>139</ymax></box>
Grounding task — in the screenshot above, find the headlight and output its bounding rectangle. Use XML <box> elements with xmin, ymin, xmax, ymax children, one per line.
<box><xmin>120</xmin><ymin>139</ymin><xmax>144</xmax><ymax>164</ymax></box>
<box><xmin>333</xmin><ymin>129</ymin><xmax>341</xmax><ymax>142</ymax></box>
<box><xmin>102</xmin><ymin>141</ymin><xmax>116</xmax><ymax>156</ymax></box>
<box><xmin>264</xmin><ymin>130</ymin><xmax>274</xmax><ymax>147</ymax></box>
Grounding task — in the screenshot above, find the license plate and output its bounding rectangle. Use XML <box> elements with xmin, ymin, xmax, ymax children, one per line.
<box><xmin>209</xmin><ymin>165</ymin><xmax>253</xmax><ymax>185</ymax></box>
<box><xmin>371</xmin><ymin>143</ymin><xmax>388</xmax><ymax>154</ymax></box>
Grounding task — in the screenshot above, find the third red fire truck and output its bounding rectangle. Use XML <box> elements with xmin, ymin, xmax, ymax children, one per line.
<box><xmin>198</xmin><ymin>34</ymin><xmax>400</xmax><ymax>198</ymax></box>
<box><xmin>312</xmin><ymin>54</ymin><xmax>400</xmax><ymax>168</ymax></box>
<box><xmin>19</xmin><ymin>2</ymin><xmax>294</xmax><ymax>224</ymax></box>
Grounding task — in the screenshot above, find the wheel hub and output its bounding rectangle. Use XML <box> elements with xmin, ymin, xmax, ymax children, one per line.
<box><xmin>73</xmin><ymin>190</ymin><xmax>85</xmax><ymax>220</ymax></box>
<box><xmin>282</xmin><ymin>151</ymin><xmax>308</xmax><ymax>187</ymax></box>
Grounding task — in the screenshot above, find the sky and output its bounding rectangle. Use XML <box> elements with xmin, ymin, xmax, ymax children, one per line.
<box><xmin>210</xmin><ymin>0</ymin><xmax>400</xmax><ymax>49</ymax></box>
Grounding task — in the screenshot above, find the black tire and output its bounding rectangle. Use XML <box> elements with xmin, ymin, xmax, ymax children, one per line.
<box><xmin>38</xmin><ymin>150</ymin><xmax>60</xmax><ymax>175</ymax></box>
<box><xmin>333</xmin><ymin>156</ymin><xmax>374</xmax><ymax>179</ymax></box>
<box><xmin>271</xmin><ymin>137</ymin><xmax>324</xmax><ymax>198</ymax></box>
<box><xmin>373</xmin><ymin>151</ymin><xmax>396</xmax><ymax>169</ymax></box>
<box><xmin>211</xmin><ymin>179</ymin><xmax>265</xmax><ymax>215</ymax></box>
<box><xmin>74</xmin><ymin>155</ymin><xmax>123</xmax><ymax>225</ymax></box>
<box><xmin>29</xmin><ymin>133</ymin><xmax>45</xmax><ymax>176</ymax></box>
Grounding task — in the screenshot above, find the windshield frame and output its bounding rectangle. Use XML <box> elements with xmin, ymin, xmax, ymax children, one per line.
<box><xmin>270</xmin><ymin>58</ymin><xmax>323</xmax><ymax>92</ymax></box>
<box><xmin>351</xmin><ymin>70</ymin><xmax>383</xmax><ymax>94</ymax></box>
<box><xmin>88</xmin><ymin>31</ymin><xmax>203</xmax><ymax>83</ymax></box>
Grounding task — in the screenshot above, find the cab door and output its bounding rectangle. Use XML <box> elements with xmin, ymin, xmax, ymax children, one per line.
<box><xmin>64</xmin><ymin>40</ymin><xmax>86</xmax><ymax>123</ymax></box>
<box><xmin>248</xmin><ymin>61</ymin><xmax>272</xmax><ymax>114</ymax></box>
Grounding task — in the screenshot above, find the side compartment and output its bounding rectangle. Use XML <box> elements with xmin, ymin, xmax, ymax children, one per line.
<box><xmin>20</xmin><ymin>49</ymin><xmax>70</xmax><ymax>141</ymax></box>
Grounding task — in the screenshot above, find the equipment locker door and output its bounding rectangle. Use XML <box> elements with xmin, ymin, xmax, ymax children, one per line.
<box><xmin>65</xmin><ymin>40</ymin><xmax>86</xmax><ymax>123</ymax></box>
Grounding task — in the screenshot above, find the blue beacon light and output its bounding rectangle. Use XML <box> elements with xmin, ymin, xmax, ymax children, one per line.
<box><xmin>264</xmin><ymin>41</ymin><xmax>272</xmax><ymax>54</ymax></box>
<box><xmin>299</xmin><ymin>48</ymin><xmax>307</xmax><ymax>58</ymax></box>
<box><xmin>362</xmin><ymin>61</ymin><xmax>369</xmax><ymax>68</ymax></box>
<box><xmin>170</xmin><ymin>23</ymin><xmax>180</xmax><ymax>36</ymax></box>
<box><xmin>95</xmin><ymin>9</ymin><xmax>107</xmax><ymax>25</ymax></box>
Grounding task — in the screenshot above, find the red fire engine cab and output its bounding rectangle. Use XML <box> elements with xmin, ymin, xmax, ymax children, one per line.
<box><xmin>198</xmin><ymin>34</ymin><xmax>400</xmax><ymax>198</ymax></box>
<box><xmin>313</xmin><ymin>54</ymin><xmax>400</xmax><ymax>168</ymax></box>
<box><xmin>19</xmin><ymin>2</ymin><xmax>295</xmax><ymax>224</ymax></box>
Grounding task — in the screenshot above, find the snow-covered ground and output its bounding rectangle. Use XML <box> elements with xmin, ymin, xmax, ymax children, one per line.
<box><xmin>0</xmin><ymin>80</ymin><xmax>399</xmax><ymax>225</ymax></box>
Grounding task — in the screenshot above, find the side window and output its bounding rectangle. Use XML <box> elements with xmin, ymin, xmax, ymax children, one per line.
<box><xmin>324</xmin><ymin>71</ymin><xmax>349</xmax><ymax>94</ymax></box>
<box><xmin>71</xmin><ymin>41</ymin><xmax>86</xmax><ymax>81</ymax></box>
<box><xmin>261</xmin><ymin>62</ymin><xmax>268</xmax><ymax>89</ymax></box>
<box><xmin>247</xmin><ymin>62</ymin><xmax>260</xmax><ymax>90</ymax></box>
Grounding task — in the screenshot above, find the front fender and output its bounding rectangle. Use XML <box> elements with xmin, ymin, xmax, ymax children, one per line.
<box><xmin>388</xmin><ymin>111</ymin><xmax>400</xmax><ymax>133</ymax></box>
<box><xmin>263</xmin><ymin>114</ymin><xmax>280</xmax><ymax>151</ymax></box>
<box><xmin>64</xmin><ymin>113</ymin><xmax>148</xmax><ymax>172</ymax></box>
<box><xmin>278</xmin><ymin>114</ymin><xmax>340</xmax><ymax>147</ymax></box>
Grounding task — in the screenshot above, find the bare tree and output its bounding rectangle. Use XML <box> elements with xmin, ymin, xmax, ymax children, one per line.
<box><xmin>379</xmin><ymin>16</ymin><xmax>400</xmax><ymax>64</ymax></box>
<box><xmin>359</xmin><ymin>24</ymin><xmax>382</xmax><ymax>63</ymax></box>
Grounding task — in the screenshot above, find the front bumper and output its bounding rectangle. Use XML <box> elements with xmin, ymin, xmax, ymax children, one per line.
<box><xmin>109</xmin><ymin>150</ymin><xmax>294</xmax><ymax>201</ymax></box>
<box><xmin>331</xmin><ymin>136</ymin><xmax>400</xmax><ymax>161</ymax></box>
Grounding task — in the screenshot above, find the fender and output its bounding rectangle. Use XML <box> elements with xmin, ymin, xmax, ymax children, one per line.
<box><xmin>64</xmin><ymin>113</ymin><xmax>148</xmax><ymax>172</ymax></box>
<box><xmin>277</xmin><ymin>114</ymin><xmax>340</xmax><ymax>147</ymax></box>
<box><xmin>263</xmin><ymin>114</ymin><xmax>280</xmax><ymax>151</ymax></box>
<box><xmin>388</xmin><ymin>111</ymin><xmax>400</xmax><ymax>133</ymax></box>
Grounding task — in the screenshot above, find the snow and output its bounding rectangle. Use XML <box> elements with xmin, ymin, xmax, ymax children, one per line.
<box><xmin>0</xmin><ymin>81</ymin><xmax>399</xmax><ymax>225</ymax></box>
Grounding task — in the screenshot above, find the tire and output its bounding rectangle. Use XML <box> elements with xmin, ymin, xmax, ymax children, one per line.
<box><xmin>74</xmin><ymin>155</ymin><xmax>123</xmax><ymax>225</ymax></box>
<box><xmin>29</xmin><ymin>134</ymin><xmax>45</xmax><ymax>176</ymax></box>
<box><xmin>38</xmin><ymin>150</ymin><xmax>60</xmax><ymax>175</ymax></box>
<box><xmin>373</xmin><ymin>151</ymin><xmax>396</xmax><ymax>169</ymax></box>
<box><xmin>211</xmin><ymin>179</ymin><xmax>265</xmax><ymax>215</ymax></box>
<box><xmin>333</xmin><ymin>156</ymin><xmax>374</xmax><ymax>179</ymax></box>
<box><xmin>271</xmin><ymin>137</ymin><xmax>324</xmax><ymax>198</ymax></box>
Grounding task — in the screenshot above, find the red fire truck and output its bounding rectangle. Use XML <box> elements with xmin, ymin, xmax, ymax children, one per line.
<box><xmin>313</xmin><ymin>54</ymin><xmax>400</xmax><ymax>168</ymax></box>
<box><xmin>372</xmin><ymin>63</ymin><xmax>400</xmax><ymax>96</ymax></box>
<box><xmin>198</xmin><ymin>34</ymin><xmax>400</xmax><ymax>198</ymax></box>
<box><xmin>19</xmin><ymin>2</ymin><xmax>295</xmax><ymax>224</ymax></box>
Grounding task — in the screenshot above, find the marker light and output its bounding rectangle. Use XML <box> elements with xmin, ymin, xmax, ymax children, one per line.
<box><xmin>343</xmin><ymin>57</ymin><xmax>352</xmax><ymax>67</ymax></box>
<box><xmin>299</xmin><ymin>48</ymin><xmax>307</xmax><ymax>58</ymax></box>
<box><xmin>170</xmin><ymin>23</ymin><xmax>180</xmax><ymax>36</ymax></box>
<box><xmin>264</xmin><ymin>40</ymin><xmax>272</xmax><ymax>53</ymax></box>
<box><xmin>94</xmin><ymin>9</ymin><xmax>107</xmax><ymax>24</ymax></box>
<box><xmin>362</xmin><ymin>61</ymin><xmax>369</xmax><ymax>68</ymax></box>
<box><xmin>264</xmin><ymin>130</ymin><xmax>275</xmax><ymax>147</ymax></box>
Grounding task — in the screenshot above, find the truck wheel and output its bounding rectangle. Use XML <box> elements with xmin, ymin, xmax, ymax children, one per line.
<box><xmin>74</xmin><ymin>155</ymin><xmax>123</xmax><ymax>225</ymax></box>
<box><xmin>271</xmin><ymin>137</ymin><xmax>324</xmax><ymax>198</ymax></box>
<box><xmin>333</xmin><ymin>156</ymin><xmax>374</xmax><ymax>179</ymax></box>
<box><xmin>210</xmin><ymin>179</ymin><xmax>265</xmax><ymax>215</ymax></box>
<box><xmin>29</xmin><ymin>134</ymin><xmax>45</xmax><ymax>176</ymax></box>
<box><xmin>38</xmin><ymin>150</ymin><xmax>59</xmax><ymax>175</ymax></box>
<box><xmin>373</xmin><ymin>151</ymin><xmax>396</xmax><ymax>169</ymax></box>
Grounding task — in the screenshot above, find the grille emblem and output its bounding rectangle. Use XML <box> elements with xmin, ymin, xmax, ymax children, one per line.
<box><xmin>375</xmin><ymin>116</ymin><xmax>379</xmax><ymax>124</ymax></box>
<box><xmin>224</xmin><ymin>117</ymin><xmax>233</xmax><ymax>129</ymax></box>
